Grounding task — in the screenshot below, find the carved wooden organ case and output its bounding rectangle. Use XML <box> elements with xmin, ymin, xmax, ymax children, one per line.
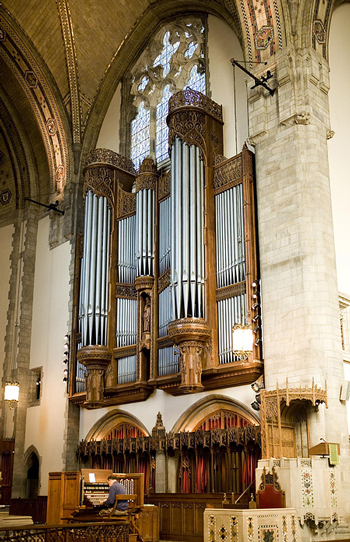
<box><xmin>70</xmin><ymin>89</ymin><xmax>263</xmax><ymax>408</ymax></box>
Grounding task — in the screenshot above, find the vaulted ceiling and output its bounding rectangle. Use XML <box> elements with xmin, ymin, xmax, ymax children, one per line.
<box><xmin>0</xmin><ymin>0</ymin><xmax>337</xmax><ymax>212</ymax></box>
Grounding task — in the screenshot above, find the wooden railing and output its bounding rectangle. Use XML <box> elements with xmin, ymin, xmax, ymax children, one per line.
<box><xmin>0</xmin><ymin>522</ymin><xmax>128</xmax><ymax>542</ymax></box>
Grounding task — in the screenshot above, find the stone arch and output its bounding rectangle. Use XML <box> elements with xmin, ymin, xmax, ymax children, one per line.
<box><xmin>0</xmin><ymin>9</ymin><xmax>71</xmax><ymax>196</ymax></box>
<box><xmin>85</xmin><ymin>409</ymin><xmax>150</xmax><ymax>441</ymax></box>
<box><xmin>24</xmin><ymin>445</ymin><xmax>41</xmax><ymax>499</ymax></box>
<box><xmin>83</xmin><ymin>0</ymin><xmax>287</xmax><ymax>156</ymax></box>
<box><xmin>0</xmin><ymin>91</ymin><xmax>40</xmax><ymax>214</ymax></box>
<box><xmin>302</xmin><ymin>0</ymin><xmax>346</xmax><ymax>60</ymax></box>
<box><xmin>171</xmin><ymin>394</ymin><xmax>260</xmax><ymax>433</ymax></box>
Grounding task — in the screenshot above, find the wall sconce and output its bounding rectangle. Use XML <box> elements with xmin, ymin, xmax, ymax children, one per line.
<box><xmin>232</xmin><ymin>323</ymin><xmax>253</xmax><ymax>360</ymax></box>
<box><xmin>4</xmin><ymin>381</ymin><xmax>19</xmax><ymax>409</ymax></box>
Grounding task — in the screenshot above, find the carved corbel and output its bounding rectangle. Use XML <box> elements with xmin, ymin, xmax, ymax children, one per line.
<box><xmin>168</xmin><ymin>318</ymin><xmax>211</xmax><ymax>393</ymax></box>
<box><xmin>77</xmin><ymin>345</ymin><xmax>112</xmax><ymax>408</ymax></box>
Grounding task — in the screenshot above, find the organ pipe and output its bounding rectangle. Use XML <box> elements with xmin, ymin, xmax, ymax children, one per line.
<box><xmin>170</xmin><ymin>137</ymin><xmax>205</xmax><ymax>319</ymax></box>
<box><xmin>218</xmin><ymin>294</ymin><xmax>247</xmax><ymax>364</ymax></box>
<box><xmin>158</xmin><ymin>197</ymin><xmax>171</xmax><ymax>275</ymax></box>
<box><xmin>158</xmin><ymin>286</ymin><xmax>173</xmax><ymax>337</ymax></box>
<box><xmin>158</xmin><ymin>346</ymin><xmax>179</xmax><ymax>376</ymax></box>
<box><xmin>116</xmin><ymin>298</ymin><xmax>137</xmax><ymax>347</ymax></box>
<box><xmin>215</xmin><ymin>184</ymin><xmax>246</xmax><ymax>288</ymax></box>
<box><xmin>118</xmin><ymin>355</ymin><xmax>137</xmax><ymax>384</ymax></box>
<box><xmin>136</xmin><ymin>188</ymin><xmax>155</xmax><ymax>276</ymax></box>
<box><xmin>79</xmin><ymin>189</ymin><xmax>111</xmax><ymax>346</ymax></box>
<box><xmin>118</xmin><ymin>215</ymin><xmax>136</xmax><ymax>283</ymax></box>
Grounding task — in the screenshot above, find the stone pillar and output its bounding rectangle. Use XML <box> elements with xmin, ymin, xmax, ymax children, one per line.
<box><xmin>248</xmin><ymin>46</ymin><xmax>350</xmax><ymax>516</ymax></box>
<box><xmin>7</xmin><ymin>208</ymin><xmax>39</xmax><ymax>497</ymax></box>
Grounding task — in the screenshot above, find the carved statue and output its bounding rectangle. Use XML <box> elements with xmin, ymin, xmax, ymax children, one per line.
<box><xmin>143</xmin><ymin>297</ymin><xmax>151</xmax><ymax>333</ymax></box>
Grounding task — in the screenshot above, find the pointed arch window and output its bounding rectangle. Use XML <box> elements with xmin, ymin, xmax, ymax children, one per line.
<box><xmin>128</xmin><ymin>18</ymin><xmax>207</xmax><ymax>170</ymax></box>
<box><xmin>131</xmin><ymin>102</ymin><xmax>151</xmax><ymax>171</ymax></box>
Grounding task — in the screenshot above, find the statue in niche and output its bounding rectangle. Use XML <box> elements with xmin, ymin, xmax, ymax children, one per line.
<box><xmin>143</xmin><ymin>296</ymin><xmax>151</xmax><ymax>333</ymax></box>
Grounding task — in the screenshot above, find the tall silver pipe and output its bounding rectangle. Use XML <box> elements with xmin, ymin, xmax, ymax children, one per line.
<box><xmin>87</xmin><ymin>195</ymin><xmax>98</xmax><ymax>344</ymax></box>
<box><xmin>104</xmin><ymin>205</ymin><xmax>111</xmax><ymax>344</ymax></box>
<box><xmin>176</xmin><ymin>138</ymin><xmax>182</xmax><ymax>319</ymax></box>
<box><xmin>79</xmin><ymin>191</ymin><xmax>111</xmax><ymax>347</ymax></box>
<box><xmin>82</xmin><ymin>191</ymin><xmax>93</xmax><ymax>345</ymax></box>
<box><xmin>182</xmin><ymin>143</ymin><xmax>189</xmax><ymax>315</ymax></box>
<box><xmin>100</xmin><ymin>198</ymin><xmax>107</xmax><ymax>343</ymax></box>
<box><xmin>190</xmin><ymin>145</ymin><xmax>196</xmax><ymax>315</ymax></box>
<box><xmin>95</xmin><ymin>196</ymin><xmax>103</xmax><ymax>343</ymax></box>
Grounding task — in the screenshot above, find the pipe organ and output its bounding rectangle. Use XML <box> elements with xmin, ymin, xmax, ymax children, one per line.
<box><xmin>71</xmin><ymin>89</ymin><xmax>262</xmax><ymax>408</ymax></box>
<box><xmin>170</xmin><ymin>138</ymin><xmax>205</xmax><ymax>320</ymax></box>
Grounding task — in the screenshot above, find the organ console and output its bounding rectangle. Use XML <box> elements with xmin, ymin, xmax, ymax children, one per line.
<box><xmin>47</xmin><ymin>470</ymin><xmax>144</xmax><ymax>524</ymax></box>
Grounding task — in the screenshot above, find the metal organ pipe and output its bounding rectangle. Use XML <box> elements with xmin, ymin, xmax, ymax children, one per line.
<box><xmin>136</xmin><ymin>188</ymin><xmax>155</xmax><ymax>276</ymax></box>
<box><xmin>118</xmin><ymin>355</ymin><xmax>137</xmax><ymax>384</ymax></box>
<box><xmin>116</xmin><ymin>298</ymin><xmax>137</xmax><ymax>347</ymax></box>
<box><xmin>170</xmin><ymin>137</ymin><xmax>205</xmax><ymax>319</ymax></box>
<box><xmin>159</xmin><ymin>198</ymin><xmax>171</xmax><ymax>275</ymax></box>
<box><xmin>218</xmin><ymin>294</ymin><xmax>247</xmax><ymax>364</ymax></box>
<box><xmin>215</xmin><ymin>185</ymin><xmax>246</xmax><ymax>288</ymax></box>
<box><xmin>158</xmin><ymin>346</ymin><xmax>179</xmax><ymax>376</ymax></box>
<box><xmin>118</xmin><ymin>215</ymin><xmax>136</xmax><ymax>283</ymax></box>
<box><xmin>158</xmin><ymin>286</ymin><xmax>173</xmax><ymax>338</ymax></box>
<box><xmin>78</xmin><ymin>189</ymin><xmax>112</xmax><ymax>346</ymax></box>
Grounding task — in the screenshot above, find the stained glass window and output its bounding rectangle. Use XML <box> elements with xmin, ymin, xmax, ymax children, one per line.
<box><xmin>185</xmin><ymin>41</ymin><xmax>198</xmax><ymax>59</ymax></box>
<box><xmin>131</xmin><ymin>102</ymin><xmax>150</xmax><ymax>170</ymax></box>
<box><xmin>187</xmin><ymin>65</ymin><xmax>206</xmax><ymax>94</ymax></box>
<box><xmin>129</xmin><ymin>20</ymin><xmax>206</xmax><ymax>169</ymax></box>
<box><xmin>153</xmin><ymin>31</ymin><xmax>180</xmax><ymax>77</ymax></box>
<box><xmin>156</xmin><ymin>85</ymin><xmax>173</xmax><ymax>163</ymax></box>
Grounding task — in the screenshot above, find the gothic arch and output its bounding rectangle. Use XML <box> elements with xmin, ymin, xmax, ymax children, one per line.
<box><xmin>302</xmin><ymin>0</ymin><xmax>344</xmax><ymax>60</ymax></box>
<box><xmin>171</xmin><ymin>394</ymin><xmax>260</xmax><ymax>433</ymax></box>
<box><xmin>82</xmin><ymin>0</ymin><xmax>287</xmax><ymax>157</ymax></box>
<box><xmin>85</xmin><ymin>409</ymin><xmax>150</xmax><ymax>441</ymax></box>
<box><xmin>0</xmin><ymin>7</ymin><xmax>70</xmax><ymax>196</ymax></box>
<box><xmin>24</xmin><ymin>445</ymin><xmax>41</xmax><ymax>499</ymax></box>
<box><xmin>0</xmin><ymin>91</ymin><xmax>40</xmax><ymax>213</ymax></box>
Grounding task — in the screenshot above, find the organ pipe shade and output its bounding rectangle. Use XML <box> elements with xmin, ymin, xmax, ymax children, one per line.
<box><xmin>215</xmin><ymin>184</ymin><xmax>245</xmax><ymax>288</ymax></box>
<box><xmin>170</xmin><ymin>137</ymin><xmax>205</xmax><ymax>319</ymax></box>
<box><xmin>136</xmin><ymin>189</ymin><xmax>155</xmax><ymax>276</ymax></box>
<box><xmin>118</xmin><ymin>215</ymin><xmax>137</xmax><ymax>283</ymax></box>
<box><xmin>79</xmin><ymin>190</ymin><xmax>111</xmax><ymax>346</ymax></box>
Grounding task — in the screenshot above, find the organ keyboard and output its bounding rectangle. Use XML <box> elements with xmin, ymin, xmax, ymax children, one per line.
<box><xmin>80</xmin><ymin>469</ymin><xmax>144</xmax><ymax>508</ymax></box>
<box><xmin>47</xmin><ymin>469</ymin><xmax>144</xmax><ymax>524</ymax></box>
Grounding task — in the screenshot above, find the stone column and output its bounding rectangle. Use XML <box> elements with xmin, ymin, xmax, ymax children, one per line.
<box><xmin>249</xmin><ymin>46</ymin><xmax>350</xmax><ymax>514</ymax></box>
<box><xmin>7</xmin><ymin>207</ymin><xmax>39</xmax><ymax>497</ymax></box>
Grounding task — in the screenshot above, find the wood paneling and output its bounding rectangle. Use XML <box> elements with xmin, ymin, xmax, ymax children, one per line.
<box><xmin>146</xmin><ymin>493</ymin><xmax>248</xmax><ymax>542</ymax></box>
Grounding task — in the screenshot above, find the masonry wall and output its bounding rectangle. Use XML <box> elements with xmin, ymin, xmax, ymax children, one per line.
<box><xmin>0</xmin><ymin>224</ymin><xmax>15</xmax><ymax>438</ymax></box>
<box><xmin>24</xmin><ymin>216</ymin><xmax>71</xmax><ymax>495</ymax></box>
